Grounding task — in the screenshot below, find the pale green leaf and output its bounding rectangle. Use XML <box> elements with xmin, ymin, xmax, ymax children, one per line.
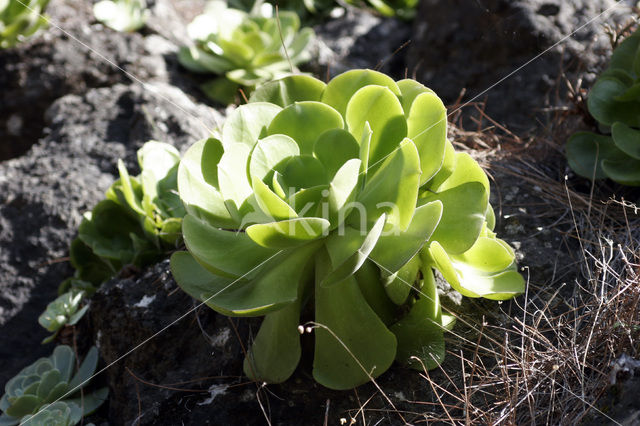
<box><xmin>356</xmin><ymin>138</ymin><xmax>421</xmax><ymax>231</ymax></box>
<box><xmin>313</xmin><ymin>253</ymin><xmax>396</xmax><ymax>390</ymax></box>
<box><xmin>243</xmin><ymin>301</ymin><xmax>301</xmax><ymax>383</ymax></box>
<box><xmin>322</xmin><ymin>214</ymin><xmax>386</xmax><ymax>287</ymax></box>
<box><xmin>345</xmin><ymin>85</ymin><xmax>407</xmax><ymax>173</ymax></box>
<box><xmin>221</xmin><ymin>102</ymin><xmax>282</xmax><ymax>148</ymax></box>
<box><xmin>248</xmin><ymin>134</ymin><xmax>300</xmax><ymax>183</ymax></box>
<box><xmin>249</xmin><ymin>74</ymin><xmax>326</xmax><ymax>107</ymax></box>
<box><xmin>246</xmin><ymin>217</ymin><xmax>330</xmax><ymax>248</ymax></box>
<box><xmin>390</xmin><ymin>269</ymin><xmax>445</xmax><ymax>370</ymax></box>
<box><xmin>421</xmin><ymin>182</ymin><xmax>487</xmax><ymax>255</ymax></box>
<box><xmin>183</xmin><ymin>214</ymin><xmax>277</xmax><ymax>278</ymax></box>
<box><xmin>267</xmin><ymin>101</ymin><xmax>344</xmax><ymax>155</ymax></box>
<box><xmin>321</xmin><ymin>69</ymin><xmax>401</xmax><ymax>117</ymax></box>
<box><xmin>406</xmin><ymin>91</ymin><xmax>447</xmax><ymax>184</ymax></box>
<box><xmin>313</xmin><ymin>129</ymin><xmax>360</xmax><ymax>178</ymax></box>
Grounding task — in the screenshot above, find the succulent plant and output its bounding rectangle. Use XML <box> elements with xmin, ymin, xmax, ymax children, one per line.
<box><xmin>345</xmin><ymin>0</ymin><xmax>418</xmax><ymax>19</ymax></box>
<box><xmin>170</xmin><ymin>69</ymin><xmax>524</xmax><ymax>389</ymax></box>
<box><xmin>230</xmin><ymin>0</ymin><xmax>418</xmax><ymax>20</ymax></box>
<box><xmin>28</xmin><ymin>402</ymin><xmax>82</xmax><ymax>426</ymax></box>
<box><xmin>93</xmin><ymin>0</ymin><xmax>148</xmax><ymax>32</ymax></box>
<box><xmin>0</xmin><ymin>346</ymin><xmax>108</xmax><ymax>426</ymax></box>
<box><xmin>567</xmin><ymin>28</ymin><xmax>640</xmax><ymax>186</ymax></box>
<box><xmin>0</xmin><ymin>0</ymin><xmax>49</xmax><ymax>49</ymax></box>
<box><xmin>229</xmin><ymin>0</ymin><xmax>337</xmax><ymax>22</ymax></box>
<box><xmin>38</xmin><ymin>291</ymin><xmax>89</xmax><ymax>344</ymax></box>
<box><xmin>178</xmin><ymin>0</ymin><xmax>315</xmax><ymax>104</ymax></box>
<box><xmin>61</xmin><ymin>141</ymin><xmax>185</xmax><ymax>292</ymax></box>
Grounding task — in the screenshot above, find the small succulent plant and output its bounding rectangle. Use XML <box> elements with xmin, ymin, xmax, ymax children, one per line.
<box><xmin>178</xmin><ymin>0</ymin><xmax>315</xmax><ymax>104</ymax></box>
<box><xmin>93</xmin><ymin>0</ymin><xmax>148</xmax><ymax>32</ymax></box>
<box><xmin>62</xmin><ymin>141</ymin><xmax>185</xmax><ymax>293</ymax></box>
<box><xmin>0</xmin><ymin>346</ymin><xmax>108</xmax><ymax>426</ymax></box>
<box><xmin>171</xmin><ymin>69</ymin><xmax>524</xmax><ymax>389</ymax></box>
<box><xmin>566</xmin><ymin>28</ymin><xmax>640</xmax><ymax>186</ymax></box>
<box><xmin>229</xmin><ymin>0</ymin><xmax>337</xmax><ymax>22</ymax></box>
<box><xmin>345</xmin><ymin>0</ymin><xmax>418</xmax><ymax>19</ymax></box>
<box><xmin>230</xmin><ymin>0</ymin><xmax>418</xmax><ymax>20</ymax></box>
<box><xmin>38</xmin><ymin>291</ymin><xmax>89</xmax><ymax>344</ymax></box>
<box><xmin>0</xmin><ymin>0</ymin><xmax>49</xmax><ymax>49</ymax></box>
<box><xmin>29</xmin><ymin>401</ymin><xmax>82</xmax><ymax>426</ymax></box>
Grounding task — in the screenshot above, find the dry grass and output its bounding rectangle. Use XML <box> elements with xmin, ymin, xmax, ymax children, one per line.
<box><xmin>337</xmin><ymin>92</ymin><xmax>640</xmax><ymax>424</ymax></box>
<box><xmin>428</xmin><ymin>167</ymin><xmax>640</xmax><ymax>425</ymax></box>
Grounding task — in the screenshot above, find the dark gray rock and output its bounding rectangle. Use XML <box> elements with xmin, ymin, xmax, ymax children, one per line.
<box><xmin>0</xmin><ymin>0</ymin><xmax>209</xmax><ymax>162</ymax></box>
<box><xmin>408</xmin><ymin>0</ymin><xmax>634</xmax><ymax>132</ymax></box>
<box><xmin>0</xmin><ymin>83</ymin><xmax>220</xmax><ymax>389</ymax></box>
<box><xmin>311</xmin><ymin>7</ymin><xmax>411</xmax><ymax>78</ymax></box>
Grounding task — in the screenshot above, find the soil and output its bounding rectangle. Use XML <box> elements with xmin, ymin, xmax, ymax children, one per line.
<box><xmin>0</xmin><ymin>0</ymin><xmax>638</xmax><ymax>424</ymax></box>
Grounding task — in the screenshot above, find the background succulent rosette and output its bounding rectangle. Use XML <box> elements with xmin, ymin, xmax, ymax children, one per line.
<box><xmin>171</xmin><ymin>69</ymin><xmax>525</xmax><ymax>390</ymax></box>
<box><xmin>567</xmin><ymin>29</ymin><xmax>640</xmax><ymax>186</ymax></box>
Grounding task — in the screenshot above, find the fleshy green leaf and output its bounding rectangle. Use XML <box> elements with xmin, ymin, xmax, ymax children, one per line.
<box><xmin>36</xmin><ymin>369</ymin><xmax>61</xmax><ymax>400</ymax></box>
<box><xmin>248</xmin><ymin>134</ymin><xmax>300</xmax><ymax>183</ymax></box>
<box><xmin>287</xmin><ymin>185</ymin><xmax>327</xmax><ymax>216</ymax></box>
<box><xmin>601</xmin><ymin>156</ymin><xmax>640</xmax><ymax>186</ymax></box>
<box><xmin>246</xmin><ymin>217</ymin><xmax>330</xmax><ymax>248</ymax></box>
<box><xmin>425</xmin><ymin>138</ymin><xmax>455</xmax><ymax>190</ymax></box>
<box><xmin>178</xmin><ymin>138</ymin><xmax>236</xmax><ymax>228</ymax></box>
<box><xmin>183</xmin><ymin>214</ymin><xmax>277</xmax><ymax>278</ymax></box>
<box><xmin>322</xmin><ymin>214</ymin><xmax>386</xmax><ymax>286</ymax></box>
<box><xmin>67</xmin><ymin>347</ymin><xmax>98</xmax><ymax>392</ymax></box>
<box><xmin>609</xmin><ymin>30</ymin><xmax>640</xmax><ymax>72</ymax></box>
<box><xmin>252</xmin><ymin>177</ymin><xmax>298</xmax><ymax>220</ymax></box>
<box><xmin>313</xmin><ymin>129</ymin><xmax>360</xmax><ymax>178</ymax></box>
<box><xmin>369</xmin><ymin>200</ymin><xmax>443</xmax><ymax>273</ymax></box>
<box><xmin>321</xmin><ymin>69</ymin><xmax>401</xmax><ymax>117</ymax></box>
<box><xmin>421</xmin><ymin>182</ymin><xmax>487</xmax><ymax>255</ymax></box>
<box><xmin>353</xmin><ymin>260</ymin><xmax>396</xmax><ymax>326</ymax></box>
<box><xmin>397</xmin><ymin>79</ymin><xmax>434</xmax><ymax>116</ymax></box>
<box><xmin>280</xmin><ymin>155</ymin><xmax>328</xmax><ymax>191</ymax></box>
<box><xmin>611</xmin><ymin>121</ymin><xmax>640</xmax><ymax>159</ymax></box>
<box><xmin>437</xmin><ymin>152</ymin><xmax>490</xmax><ymax>195</ymax></box>
<box><xmin>4</xmin><ymin>395</ymin><xmax>40</xmax><ymax>418</ymax></box>
<box><xmin>178</xmin><ymin>46</ymin><xmax>235</xmax><ymax>74</ymax></box>
<box><xmin>391</xmin><ymin>269</ymin><xmax>445</xmax><ymax>370</ymax></box>
<box><xmin>428</xmin><ymin>241</ymin><xmax>525</xmax><ymax>300</ymax></box>
<box><xmin>171</xmin><ymin>243</ymin><xmax>317</xmax><ymax>316</ymax></box>
<box><xmin>66</xmin><ymin>387</ymin><xmax>109</xmax><ymax>416</ymax></box>
<box><xmin>221</xmin><ymin>102</ymin><xmax>282</xmax><ymax>148</ymax></box>
<box><xmin>78</xmin><ymin>200</ymin><xmax>147</xmax><ymax>263</ymax></box>
<box><xmin>217</xmin><ymin>142</ymin><xmax>253</xmax><ymax>213</ymax></box>
<box><xmin>356</xmin><ymin>138</ymin><xmax>421</xmax><ymax>231</ymax></box>
<box><xmin>453</xmin><ymin>236</ymin><xmax>515</xmax><ymax>272</ymax></box>
<box><xmin>243</xmin><ymin>301</ymin><xmax>301</xmax><ymax>383</ymax></box>
<box><xmin>346</xmin><ymin>85</ymin><xmax>407</xmax><ymax>173</ymax></box>
<box><xmin>249</xmin><ymin>74</ymin><xmax>326</xmax><ymax>107</ymax></box>
<box><xmin>381</xmin><ymin>254</ymin><xmax>420</xmax><ymax>305</ymax></box>
<box><xmin>327</xmin><ymin>158</ymin><xmax>361</xmax><ymax>224</ymax></box>
<box><xmin>313</xmin><ymin>254</ymin><xmax>397</xmax><ymax>390</ymax></box>
<box><xmin>267</xmin><ymin>101</ymin><xmax>344</xmax><ymax>155</ymax></box>
<box><xmin>566</xmin><ymin>132</ymin><xmax>627</xmax><ymax>180</ymax></box>
<box><xmin>588</xmin><ymin>77</ymin><xmax>640</xmax><ymax>127</ymax></box>
<box><xmin>51</xmin><ymin>346</ymin><xmax>74</xmax><ymax>384</ymax></box>
<box><xmin>116</xmin><ymin>159</ymin><xmax>145</xmax><ymax>216</ymax></box>
<box><xmin>406</xmin><ymin>91</ymin><xmax>447</xmax><ymax>184</ymax></box>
